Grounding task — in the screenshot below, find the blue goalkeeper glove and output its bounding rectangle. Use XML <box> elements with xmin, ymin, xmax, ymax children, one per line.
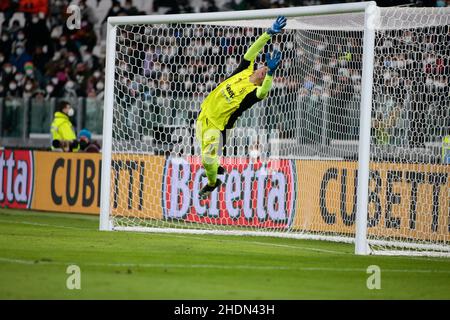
<box><xmin>267</xmin><ymin>16</ymin><xmax>287</xmax><ymax>35</ymax></box>
<box><xmin>266</xmin><ymin>50</ymin><xmax>282</xmax><ymax>76</ymax></box>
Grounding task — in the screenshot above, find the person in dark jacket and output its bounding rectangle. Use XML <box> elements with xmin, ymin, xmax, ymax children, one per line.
<box><xmin>78</xmin><ymin>128</ymin><xmax>101</xmax><ymax>153</ymax></box>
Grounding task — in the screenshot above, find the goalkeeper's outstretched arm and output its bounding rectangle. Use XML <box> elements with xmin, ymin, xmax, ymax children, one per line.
<box><xmin>255</xmin><ymin>50</ymin><xmax>282</xmax><ymax>99</ymax></box>
<box><xmin>243</xmin><ymin>32</ymin><xmax>272</xmax><ymax>63</ymax></box>
<box><xmin>228</xmin><ymin>16</ymin><xmax>287</xmax><ymax>77</ymax></box>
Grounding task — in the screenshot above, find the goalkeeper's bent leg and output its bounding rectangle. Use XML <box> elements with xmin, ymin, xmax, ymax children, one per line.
<box><xmin>202</xmin><ymin>144</ymin><xmax>219</xmax><ymax>186</ymax></box>
<box><xmin>196</xmin><ymin>117</ymin><xmax>220</xmax><ymax>186</ymax></box>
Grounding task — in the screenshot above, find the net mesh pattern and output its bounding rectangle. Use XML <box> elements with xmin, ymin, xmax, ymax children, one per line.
<box><xmin>107</xmin><ymin>7</ymin><xmax>450</xmax><ymax>256</ymax></box>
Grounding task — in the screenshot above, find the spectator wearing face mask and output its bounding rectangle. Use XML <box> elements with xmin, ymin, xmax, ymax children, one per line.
<box><xmin>78</xmin><ymin>129</ymin><xmax>101</xmax><ymax>153</ymax></box>
<box><xmin>31</xmin><ymin>46</ymin><xmax>51</xmax><ymax>74</ymax></box>
<box><xmin>56</xmin><ymin>35</ymin><xmax>80</xmax><ymax>57</ymax></box>
<box><xmin>9</xmin><ymin>45</ymin><xmax>32</xmax><ymax>73</ymax></box>
<box><xmin>123</xmin><ymin>0</ymin><xmax>142</xmax><ymax>15</ymax></box>
<box><xmin>46</xmin><ymin>74</ymin><xmax>64</xmax><ymax>97</ymax></box>
<box><xmin>23</xmin><ymin>61</ymin><xmax>45</xmax><ymax>88</ymax></box>
<box><xmin>1</xmin><ymin>63</ymin><xmax>15</xmax><ymax>85</ymax></box>
<box><xmin>50</xmin><ymin>100</ymin><xmax>78</xmax><ymax>152</ymax></box>
<box><xmin>103</xmin><ymin>0</ymin><xmax>125</xmax><ymax>25</ymax></box>
<box><xmin>86</xmin><ymin>70</ymin><xmax>103</xmax><ymax>95</ymax></box>
<box><xmin>63</xmin><ymin>79</ymin><xmax>78</xmax><ymax>99</ymax></box>
<box><xmin>22</xmin><ymin>79</ymin><xmax>37</xmax><ymax>99</ymax></box>
<box><xmin>13</xmin><ymin>71</ymin><xmax>25</xmax><ymax>87</ymax></box>
<box><xmin>5</xmin><ymin>80</ymin><xmax>21</xmax><ymax>98</ymax></box>
<box><xmin>66</xmin><ymin>52</ymin><xmax>78</xmax><ymax>67</ymax></box>
<box><xmin>72</xmin><ymin>20</ymin><xmax>98</xmax><ymax>52</ymax></box>
<box><xmin>14</xmin><ymin>30</ymin><xmax>26</xmax><ymax>45</ymax></box>
<box><xmin>45</xmin><ymin>83</ymin><xmax>57</xmax><ymax>98</ymax></box>
<box><xmin>80</xmin><ymin>50</ymin><xmax>99</xmax><ymax>70</ymax></box>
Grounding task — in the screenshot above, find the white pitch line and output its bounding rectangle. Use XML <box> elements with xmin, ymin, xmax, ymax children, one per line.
<box><xmin>249</xmin><ymin>241</ymin><xmax>348</xmax><ymax>255</ymax></box>
<box><xmin>0</xmin><ymin>257</ymin><xmax>38</xmax><ymax>265</ymax></box>
<box><xmin>1</xmin><ymin>257</ymin><xmax>449</xmax><ymax>274</ymax></box>
<box><xmin>0</xmin><ymin>219</ymin><xmax>92</xmax><ymax>231</ymax></box>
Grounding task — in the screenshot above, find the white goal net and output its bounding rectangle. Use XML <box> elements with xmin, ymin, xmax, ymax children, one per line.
<box><xmin>101</xmin><ymin>4</ymin><xmax>450</xmax><ymax>257</ymax></box>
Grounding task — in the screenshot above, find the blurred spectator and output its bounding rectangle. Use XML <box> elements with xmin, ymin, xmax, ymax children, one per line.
<box><xmin>22</xmin><ymin>78</ymin><xmax>37</xmax><ymax>99</ymax></box>
<box><xmin>0</xmin><ymin>0</ymin><xmax>20</xmax><ymax>26</ymax></box>
<box><xmin>153</xmin><ymin>0</ymin><xmax>186</xmax><ymax>14</ymax></box>
<box><xmin>51</xmin><ymin>100</ymin><xmax>78</xmax><ymax>152</ymax></box>
<box><xmin>31</xmin><ymin>46</ymin><xmax>51</xmax><ymax>75</ymax></box>
<box><xmin>442</xmin><ymin>135</ymin><xmax>450</xmax><ymax>164</ymax></box>
<box><xmin>1</xmin><ymin>62</ymin><xmax>16</xmax><ymax>85</ymax></box>
<box><xmin>222</xmin><ymin>0</ymin><xmax>252</xmax><ymax>10</ymax></box>
<box><xmin>9</xmin><ymin>44</ymin><xmax>32</xmax><ymax>73</ymax></box>
<box><xmin>56</xmin><ymin>35</ymin><xmax>80</xmax><ymax>58</ymax></box>
<box><xmin>0</xmin><ymin>31</ymin><xmax>13</xmax><ymax>60</ymax></box>
<box><xmin>79</xmin><ymin>0</ymin><xmax>99</xmax><ymax>26</ymax></box>
<box><xmin>72</xmin><ymin>62</ymin><xmax>89</xmax><ymax>97</ymax></box>
<box><xmin>72</xmin><ymin>20</ymin><xmax>97</xmax><ymax>52</ymax></box>
<box><xmin>45</xmin><ymin>83</ymin><xmax>57</xmax><ymax>98</ymax></box>
<box><xmin>23</xmin><ymin>61</ymin><xmax>45</xmax><ymax>88</ymax></box>
<box><xmin>78</xmin><ymin>128</ymin><xmax>101</xmax><ymax>153</ymax></box>
<box><xmin>178</xmin><ymin>0</ymin><xmax>194</xmax><ymax>12</ymax></box>
<box><xmin>123</xmin><ymin>0</ymin><xmax>143</xmax><ymax>15</ymax></box>
<box><xmin>372</xmin><ymin>107</ymin><xmax>401</xmax><ymax>145</ymax></box>
<box><xmin>5</xmin><ymin>80</ymin><xmax>21</xmax><ymax>98</ymax></box>
<box><xmin>86</xmin><ymin>69</ymin><xmax>105</xmax><ymax>98</ymax></box>
<box><xmin>24</xmin><ymin>12</ymin><xmax>51</xmax><ymax>55</ymax></box>
<box><xmin>8</xmin><ymin>19</ymin><xmax>22</xmax><ymax>34</ymax></box>
<box><xmin>200</xmin><ymin>0</ymin><xmax>219</xmax><ymax>12</ymax></box>
<box><xmin>63</xmin><ymin>80</ymin><xmax>78</xmax><ymax>99</ymax></box>
<box><xmin>103</xmin><ymin>0</ymin><xmax>125</xmax><ymax>25</ymax></box>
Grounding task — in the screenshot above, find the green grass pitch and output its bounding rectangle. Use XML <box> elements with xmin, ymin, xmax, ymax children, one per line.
<box><xmin>0</xmin><ymin>208</ymin><xmax>449</xmax><ymax>299</ymax></box>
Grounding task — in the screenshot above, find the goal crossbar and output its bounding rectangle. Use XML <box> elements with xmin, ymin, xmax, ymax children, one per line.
<box><xmin>106</xmin><ymin>2</ymin><xmax>376</xmax><ymax>26</ymax></box>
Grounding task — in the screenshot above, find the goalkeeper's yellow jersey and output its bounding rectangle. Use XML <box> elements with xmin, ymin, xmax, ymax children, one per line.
<box><xmin>199</xmin><ymin>63</ymin><xmax>258</xmax><ymax>131</ymax></box>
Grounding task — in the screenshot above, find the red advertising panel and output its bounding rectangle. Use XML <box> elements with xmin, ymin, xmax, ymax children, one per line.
<box><xmin>0</xmin><ymin>149</ymin><xmax>34</xmax><ymax>209</ymax></box>
<box><xmin>162</xmin><ymin>156</ymin><xmax>296</xmax><ymax>229</ymax></box>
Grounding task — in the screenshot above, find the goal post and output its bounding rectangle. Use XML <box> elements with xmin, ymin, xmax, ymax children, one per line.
<box><xmin>355</xmin><ymin>3</ymin><xmax>378</xmax><ymax>256</ymax></box>
<box><xmin>100</xmin><ymin>3</ymin><xmax>450</xmax><ymax>258</ymax></box>
<box><xmin>99</xmin><ymin>21</ymin><xmax>116</xmax><ymax>232</ymax></box>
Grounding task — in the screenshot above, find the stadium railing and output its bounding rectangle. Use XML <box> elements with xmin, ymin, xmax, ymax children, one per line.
<box><xmin>0</xmin><ymin>95</ymin><xmax>446</xmax><ymax>164</ymax></box>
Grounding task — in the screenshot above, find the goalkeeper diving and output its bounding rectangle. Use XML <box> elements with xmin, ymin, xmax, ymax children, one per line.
<box><xmin>196</xmin><ymin>16</ymin><xmax>287</xmax><ymax>198</ymax></box>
